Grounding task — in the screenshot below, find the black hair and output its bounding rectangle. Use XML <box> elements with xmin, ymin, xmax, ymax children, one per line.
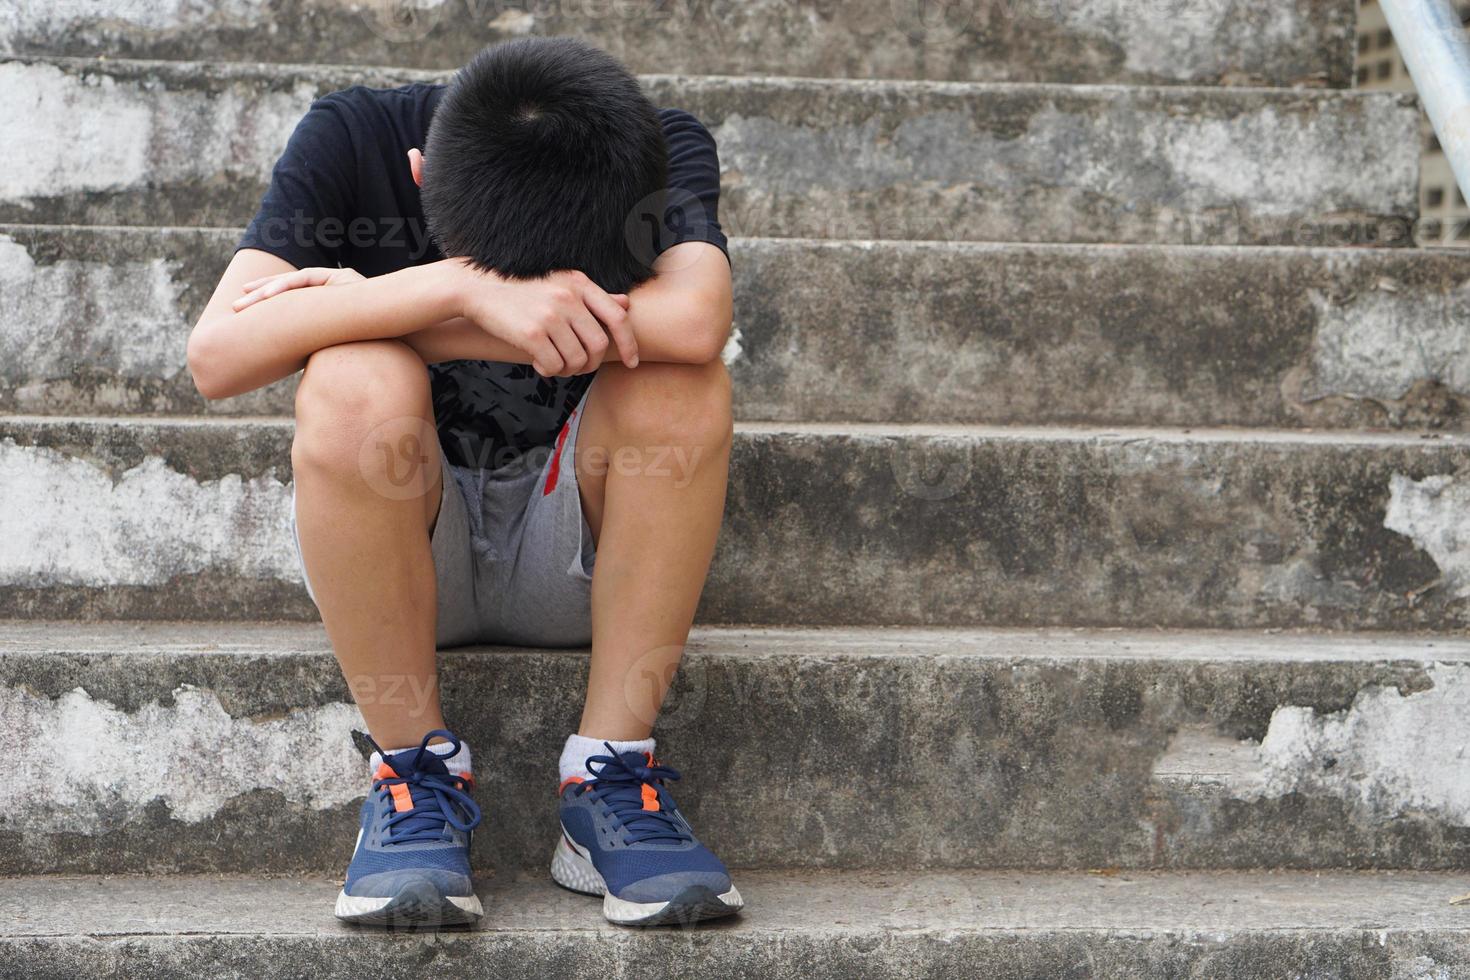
<box><xmin>421</xmin><ymin>37</ymin><xmax>668</xmax><ymax>294</ymax></box>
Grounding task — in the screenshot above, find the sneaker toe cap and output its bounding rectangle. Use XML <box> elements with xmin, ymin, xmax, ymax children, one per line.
<box><xmin>615</xmin><ymin>870</ymin><xmax>733</xmax><ymax>903</ymax></box>
<box><xmin>345</xmin><ymin>868</ymin><xmax>473</xmax><ymax>899</ymax></box>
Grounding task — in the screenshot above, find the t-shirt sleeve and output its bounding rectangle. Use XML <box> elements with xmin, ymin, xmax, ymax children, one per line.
<box><xmin>656</xmin><ymin>109</ymin><xmax>729</xmax><ymax>262</ymax></box>
<box><xmin>237</xmin><ymin>95</ymin><xmax>358</xmax><ymax>269</ymax></box>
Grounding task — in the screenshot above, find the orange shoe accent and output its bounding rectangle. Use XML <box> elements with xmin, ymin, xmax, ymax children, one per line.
<box><xmin>389</xmin><ymin>782</ymin><xmax>414</xmax><ymax>813</ymax></box>
<box><xmin>373</xmin><ymin>763</ymin><xmax>398</xmax><ymax>781</ymax></box>
<box><xmin>558</xmin><ymin>775</ymin><xmax>585</xmax><ymax>795</ymax></box>
<box><xmin>640</xmin><ymin>783</ymin><xmax>660</xmax><ymax>812</ymax></box>
<box><xmin>456</xmin><ymin>771</ymin><xmax>475</xmax><ymax>791</ymax></box>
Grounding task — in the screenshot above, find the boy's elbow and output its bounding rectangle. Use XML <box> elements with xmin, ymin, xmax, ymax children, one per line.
<box><xmin>678</xmin><ymin>302</ymin><xmax>733</xmax><ymax>365</ymax></box>
<box><xmin>186</xmin><ymin>325</ymin><xmax>232</xmax><ymax>401</ymax></box>
<box><xmin>683</xmin><ymin>325</ymin><xmax>730</xmax><ymax>366</ymax></box>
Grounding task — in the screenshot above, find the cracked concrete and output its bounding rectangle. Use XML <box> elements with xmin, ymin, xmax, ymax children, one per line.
<box><xmin>0</xmin><ymin>59</ymin><xmax>1418</xmax><ymax>245</ymax></box>
<box><xmin>1386</xmin><ymin>474</ymin><xmax>1470</xmax><ymax>600</ymax></box>
<box><xmin>0</xmin><ymin>683</ymin><xmax>361</xmax><ymax>831</ymax></box>
<box><xmin>1155</xmin><ymin>664</ymin><xmax>1470</xmax><ymax>854</ymax></box>
<box><xmin>0</xmin><ymin>61</ymin><xmax>320</xmax><ymax>208</ymax></box>
<box><xmin>6</xmin><ymin>624</ymin><xmax>1470</xmax><ymax>873</ymax></box>
<box><xmin>1255</xmin><ymin>665</ymin><xmax>1470</xmax><ymax>825</ymax></box>
<box><xmin>9</xmin><ymin>226</ymin><xmax>1470</xmax><ymax>431</ymax></box>
<box><xmin>689</xmin><ymin>81</ymin><xmax>1417</xmax><ymax>244</ymax></box>
<box><xmin>0</xmin><ymin>234</ymin><xmax>187</xmax><ymax>396</ymax></box>
<box><xmin>0</xmin><ymin>440</ymin><xmax>298</xmax><ymax>588</ymax></box>
<box><xmin>5</xmin><ymin>418</ymin><xmax>1470</xmax><ymax>627</ymax></box>
<box><xmin>1306</xmin><ymin>281</ymin><xmax>1470</xmax><ymax>406</ymax></box>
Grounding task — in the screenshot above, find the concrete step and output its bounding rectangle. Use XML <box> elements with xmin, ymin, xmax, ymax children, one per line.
<box><xmin>6</xmin><ymin>622</ymin><xmax>1470</xmax><ymax>875</ymax></box>
<box><xmin>0</xmin><ymin>58</ymin><xmax>1418</xmax><ymax>245</ymax></box>
<box><xmin>4</xmin><ymin>871</ymin><xmax>1469</xmax><ymax>977</ymax></box>
<box><xmin>5</xmin><ymin>417</ymin><xmax>1470</xmax><ymax>629</ymax></box>
<box><xmin>0</xmin><ymin>0</ymin><xmax>1357</xmax><ymax>89</ymax></box>
<box><xmin>9</xmin><ymin>225</ymin><xmax>1470</xmax><ymax>431</ymax></box>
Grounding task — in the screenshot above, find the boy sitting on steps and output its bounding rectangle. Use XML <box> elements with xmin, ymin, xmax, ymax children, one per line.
<box><xmin>186</xmin><ymin>36</ymin><xmax>739</xmax><ymax>928</ymax></box>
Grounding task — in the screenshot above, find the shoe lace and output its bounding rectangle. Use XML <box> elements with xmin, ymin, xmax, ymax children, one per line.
<box><xmin>583</xmin><ymin>744</ymin><xmax>691</xmax><ymax>846</ymax></box>
<box><xmin>366</xmin><ymin>729</ymin><xmax>483</xmax><ymax>845</ymax></box>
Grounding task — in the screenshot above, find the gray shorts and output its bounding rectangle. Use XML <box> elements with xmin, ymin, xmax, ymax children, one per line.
<box><xmin>294</xmin><ymin>389</ymin><xmax>596</xmax><ymax>649</ymax></box>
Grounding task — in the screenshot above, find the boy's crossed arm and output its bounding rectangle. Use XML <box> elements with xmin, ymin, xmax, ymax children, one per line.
<box><xmin>401</xmin><ymin>243</ymin><xmax>732</xmax><ymax>370</ymax></box>
<box><xmin>187</xmin><ymin>241</ymin><xmax>732</xmax><ymax>401</ymax></box>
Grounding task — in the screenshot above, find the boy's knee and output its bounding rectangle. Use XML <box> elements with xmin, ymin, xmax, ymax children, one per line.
<box><xmin>293</xmin><ymin>341</ymin><xmax>431</xmax><ymax>479</ymax></box>
<box><xmin>596</xmin><ymin>360</ymin><xmax>733</xmax><ymax>448</ymax></box>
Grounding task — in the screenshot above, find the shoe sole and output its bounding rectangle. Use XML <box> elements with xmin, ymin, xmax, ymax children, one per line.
<box><xmin>335</xmin><ymin>880</ymin><xmax>483</xmax><ymax>929</ymax></box>
<box><xmin>549</xmin><ymin>834</ymin><xmax>744</xmax><ymax>927</ymax></box>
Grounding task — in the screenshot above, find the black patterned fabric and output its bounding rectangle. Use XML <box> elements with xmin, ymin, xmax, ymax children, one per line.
<box><xmin>238</xmin><ymin>82</ymin><xmax>727</xmax><ymax>470</ymax></box>
<box><xmin>428</xmin><ymin>360</ymin><xmax>590</xmax><ymax>472</ymax></box>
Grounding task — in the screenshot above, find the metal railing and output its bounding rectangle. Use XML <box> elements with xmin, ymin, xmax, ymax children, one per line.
<box><xmin>1381</xmin><ymin>0</ymin><xmax>1470</xmax><ymax>209</ymax></box>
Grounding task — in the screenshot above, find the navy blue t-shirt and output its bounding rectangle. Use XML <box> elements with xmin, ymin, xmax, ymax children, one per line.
<box><xmin>238</xmin><ymin>83</ymin><xmax>727</xmax><ymax>470</ymax></box>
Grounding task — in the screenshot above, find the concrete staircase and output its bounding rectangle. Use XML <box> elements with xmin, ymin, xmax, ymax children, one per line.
<box><xmin>5</xmin><ymin>1</ymin><xmax>1470</xmax><ymax>975</ymax></box>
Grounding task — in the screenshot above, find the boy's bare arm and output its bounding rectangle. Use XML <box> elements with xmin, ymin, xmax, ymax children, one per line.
<box><xmin>620</xmin><ymin>242</ymin><xmax>733</xmax><ymax>364</ymax></box>
<box><xmin>400</xmin><ymin>242</ymin><xmax>733</xmax><ymax>367</ymax></box>
<box><xmin>187</xmin><ymin>249</ymin><xmax>636</xmax><ymax>400</ymax></box>
<box><xmin>188</xmin><ymin>250</ymin><xmax>461</xmax><ymax>399</ymax></box>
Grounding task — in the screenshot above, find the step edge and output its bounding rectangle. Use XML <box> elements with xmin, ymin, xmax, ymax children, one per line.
<box><xmin>6</xmin><ymin>413</ymin><xmax>1468</xmax><ymax>448</ymax></box>
<box><xmin>5</xmin><ymin>622</ymin><xmax>1470</xmax><ymax>664</ymax></box>
<box><xmin>0</xmin><ymin>54</ymin><xmax>1409</xmax><ymax>105</ymax></box>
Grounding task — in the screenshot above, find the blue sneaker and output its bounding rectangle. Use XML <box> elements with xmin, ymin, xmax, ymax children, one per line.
<box><xmin>551</xmin><ymin>746</ymin><xmax>743</xmax><ymax>926</ymax></box>
<box><xmin>334</xmin><ymin>730</ymin><xmax>483</xmax><ymax>928</ymax></box>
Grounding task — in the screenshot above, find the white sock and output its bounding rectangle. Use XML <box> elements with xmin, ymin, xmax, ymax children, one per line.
<box><xmin>559</xmin><ymin>734</ymin><xmax>655</xmax><ymax>784</ymax></box>
<box><xmin>370</xmin><ymin>739</ymin><xmax>471</xmax><ymax>778</ymax></box>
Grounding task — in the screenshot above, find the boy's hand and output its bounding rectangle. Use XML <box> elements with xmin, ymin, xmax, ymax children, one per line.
<box><xmin>232</xmin><ymin>267</ymin><xmax>366</xmax><ymax>311</ymax></box>
<box><xmin>450</xmin><ymin>260</ymin><xmax>637</xmax><ymax>377</ymax></box>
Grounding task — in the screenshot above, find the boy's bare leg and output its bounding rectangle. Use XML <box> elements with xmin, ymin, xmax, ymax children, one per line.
<box><xmin>574</xmin><ymin>359</ymin><xmax>734</xmax><ymax>739</ymax></box>
<box><xmin>292</xmin><ymin>339</ymin><xmax>448</xmax><ymax>748</ymax></box>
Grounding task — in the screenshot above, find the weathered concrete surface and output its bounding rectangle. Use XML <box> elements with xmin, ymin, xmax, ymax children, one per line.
<box><xmin>7</xmin><ymin>419</ymin><xmax>1470</xmax><ymax>630</ymax></box>
<box><xmin>715</xmin><ymin>424</ymin><xmax>1470</xmax><ymax>631</ymax></box>
<box><xmin>652</xmin><ymin>75</ymin><xmax>1420</xmax><ymax>246</ymax></box>
<box><xmin>1151</xmin><ymin>662</ymin><xmax>1470</xmax><ymax>868</ymax></box>
<box><xmin>5</xmin><ymin>623</ymin><xmax>1470</xmax><ymax>874</ymax></box>
<box><xmin>10</xmin><ymin>226</ymin><xmax>1470</xmax><ymax>430</ymax></box>
<box><xmin>730</xmin><ymin>241</ymin><xmax>1470</xmax><ymax>430</ymax></box>
<box><xmin>0</xmin><ymin>58</ymin><xmax>1417</xmax><ymax>244</ymax></box>
<box><xmin>0</xmin><ymin>0</ymin><xmax>1356</xmax><ymax>88</ymax></box>
<box><xmin>6</xmin><ymin>873</ymin><xmax>1470</xmax><ymax>979</ymax></box>
<box><xmin>0</xmin><ymin>227</ymin><xmax>290</xmax><ymax>416</ymax></box>
<box><xmin>0</xmin><ymin>419</ymin><xmax>305</xmax><ymax>620</ymax></box>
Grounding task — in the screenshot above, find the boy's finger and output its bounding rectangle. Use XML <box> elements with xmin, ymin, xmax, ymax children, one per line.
<box><xmin>569</xmin><ymin>311</ymin><xmax>609</xmax><ymax>370</ymax></box>
<box><xmin>581</xmin><ymin>289</ymin><xmax>637</xmax><ymax>367</ymax></box>
<box><xmin>579</xmin><ymin>283</ymin><xmax>626</xmax><ymax>323</ymax></box>
<box><xmin>531</xmin><ymin>337</ymin><xmax>564</xmax><ymax>377</ymax></box>
<box><xmin>236</xmin><ymin>280</ymin><xmax>291</xmax><ymax>311</ymax></box>
<box><xmin>240</xmin><ymin>268</ymin><xmax>329</xmax><ymax>296</ymax></box>
<box><xmin>547</xmin><ymin>321</ymin><xmax>589</xmax><ymax>375</ymax></box>
<box><xmin>232</xmin><ymin>285</ymin><xmax>278</xmax><ymax>310</ymax></box>
<box><xmin>604</xmin><ymin>315</ymin><xmax>638</xmax><ymax>368</ymax></box>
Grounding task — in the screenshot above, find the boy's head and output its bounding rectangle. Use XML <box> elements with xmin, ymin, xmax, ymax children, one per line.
<box><xmin>420</xmin><ymin>37</ymin><xmax>668</xmax><ymax>294</ymax></box>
